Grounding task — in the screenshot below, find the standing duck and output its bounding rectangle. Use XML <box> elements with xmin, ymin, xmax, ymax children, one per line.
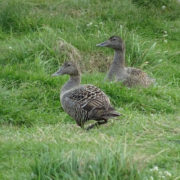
<box><xmin>96</xmin><ymin>36</ymin><xmax>154</xmax><ymax>87</ymax></box>
<box><xmin>52</xmin><ymin>61</ymin><xmax>120</xmax><ymax>130</ymax></box>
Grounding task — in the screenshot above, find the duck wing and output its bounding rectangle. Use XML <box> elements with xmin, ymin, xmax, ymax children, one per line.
<box><xmin>68</xmin><ymin>85</ymin><xmax>111</xmax><ymax>112</ymax></box>
<box><xmin>125</xmin><ymin>67</ymin><xmax>153</xmax><ymax>87</ymax></box>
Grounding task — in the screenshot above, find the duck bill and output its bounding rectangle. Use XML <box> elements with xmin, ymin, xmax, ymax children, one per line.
<box><xmin>96</xmin><ymin>40</ymin><xmax>109</xmax><ymax>47</ymax></box>
<box><xmin>52</xmin><ymin>67</ymin><xmax>63</xmax><ymax>77</ymax></box>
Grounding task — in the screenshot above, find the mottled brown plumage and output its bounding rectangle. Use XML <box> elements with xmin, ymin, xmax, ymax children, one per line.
<box><xmin>123</xmin><ymin>67</ymin><xmax>154</xmax><ymax>87</ymax></box>
<box><xmin>69</xmin><ymin>85</ymin><xmax>111</xmax><ymax>111</ymax></box>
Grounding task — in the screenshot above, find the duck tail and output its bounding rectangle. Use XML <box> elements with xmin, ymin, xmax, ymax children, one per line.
<box><xmin>105</xmin><ymin>106</ymin><xmax>121</xmax><ymax>117</ymax></box>
<box><xmin>109</xmin><ymin>110</ymin><xmax>121</xmax><ymax>117</ymax></box>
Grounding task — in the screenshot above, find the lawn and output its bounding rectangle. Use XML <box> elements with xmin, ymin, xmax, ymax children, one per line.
<box><xmin>0</xmin><ymin>0</ymin><xmax>180</xmax><ymax>179</ymax></box>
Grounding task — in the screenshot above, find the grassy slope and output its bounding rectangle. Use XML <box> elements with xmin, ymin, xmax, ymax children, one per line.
<box><xmin>0</xmin><ymin>0</ymin><xmax>180</xmax><ymax>179</ymax></box>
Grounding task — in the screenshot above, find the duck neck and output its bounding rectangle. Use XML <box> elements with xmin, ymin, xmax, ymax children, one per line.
<box><xmin>61</xmin><ymin>75</ymin><xmax>81</xmax><ymax>95</ymax></box>
<box><xmin>114</xmin><ymin>50</ymin><xmax>125</xmax><ymax>68</ymax></box>
<box><xmin>107</xmin><ymin>49</ymin><xmax>125</xmax><ymax>80</ymax></box>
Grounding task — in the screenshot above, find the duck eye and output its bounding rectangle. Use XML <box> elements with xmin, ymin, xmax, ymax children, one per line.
<box><xmin>67</xmin><ymin>63</ymin><xmax>71</xmax><ymax>67</ymax></box>
<box><xmin>112</xmin><ymin>38</ymin><xmax>116</xmax><ymax>41</ymax></box>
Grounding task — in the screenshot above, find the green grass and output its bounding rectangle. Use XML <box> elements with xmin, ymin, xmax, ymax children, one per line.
<box><xmin>0</xmin><ymin>0</ymin><xmax>180</xmax><ymax>179</ymax></box>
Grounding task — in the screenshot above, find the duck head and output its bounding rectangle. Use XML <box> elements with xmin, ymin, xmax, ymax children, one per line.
<box><xmin>52</xmin><ymin>61</ymin><xmax>79</xmax><ymax>77</ymax></box>
<box><xmin>96</xmin><ymin>36</ymin><xmax>125</xmax><ymax>51</ymax></box>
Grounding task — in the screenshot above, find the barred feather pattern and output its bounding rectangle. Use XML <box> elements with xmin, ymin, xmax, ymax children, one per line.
<box><xmin>61</xmin><ymin>84</ymin><xmax>114</xmax><ymax>127</ymax></box>
<box><xmin>122</xmin><ymin>67</ymin><xmax>154</xmax><ymax>87</ymax></box>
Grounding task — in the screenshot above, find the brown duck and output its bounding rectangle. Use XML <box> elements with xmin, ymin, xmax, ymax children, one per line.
<box><xmin>96</xmin><ymin>36</ymin><xmax>155</xmax><ymax>87</ymax></box>
<box><xmin>52</xmin><ymin>61</ymin><xmax>120</xmax><ymax>130</ymax></box>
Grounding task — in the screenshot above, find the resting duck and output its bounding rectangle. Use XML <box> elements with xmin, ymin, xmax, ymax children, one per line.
<box><xmin>52</xmin><ymin>61</ymin><xmax>120</xmax><ymax>130</ymax></box>
<box><xmin>96</xmin><ymin>36</ymin><xmax>154</xmax><ymax>87</ymax></box>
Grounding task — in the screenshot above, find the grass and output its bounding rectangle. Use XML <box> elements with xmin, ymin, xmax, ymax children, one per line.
<box><xmin>0</xmin><ymin>0</ymin><xmax>180</xmax><ymax>179</ymax></box>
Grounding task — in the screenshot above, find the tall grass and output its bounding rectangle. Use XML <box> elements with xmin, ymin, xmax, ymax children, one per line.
<box><xmin>0</xmin><ymin>0</ymin><xmax>44</xmax><ymax>33</ymax></box>
<box><xmin>32</xmin><ymin>147</ymin><xmax>144</xmax><ymax>180</ymax></box>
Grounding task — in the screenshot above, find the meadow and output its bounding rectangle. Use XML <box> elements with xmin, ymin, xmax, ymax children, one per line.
<box><xmin>0</xmin><ymin>0</ymin><xmax>180</xmax><ymax>179</ymax></box>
